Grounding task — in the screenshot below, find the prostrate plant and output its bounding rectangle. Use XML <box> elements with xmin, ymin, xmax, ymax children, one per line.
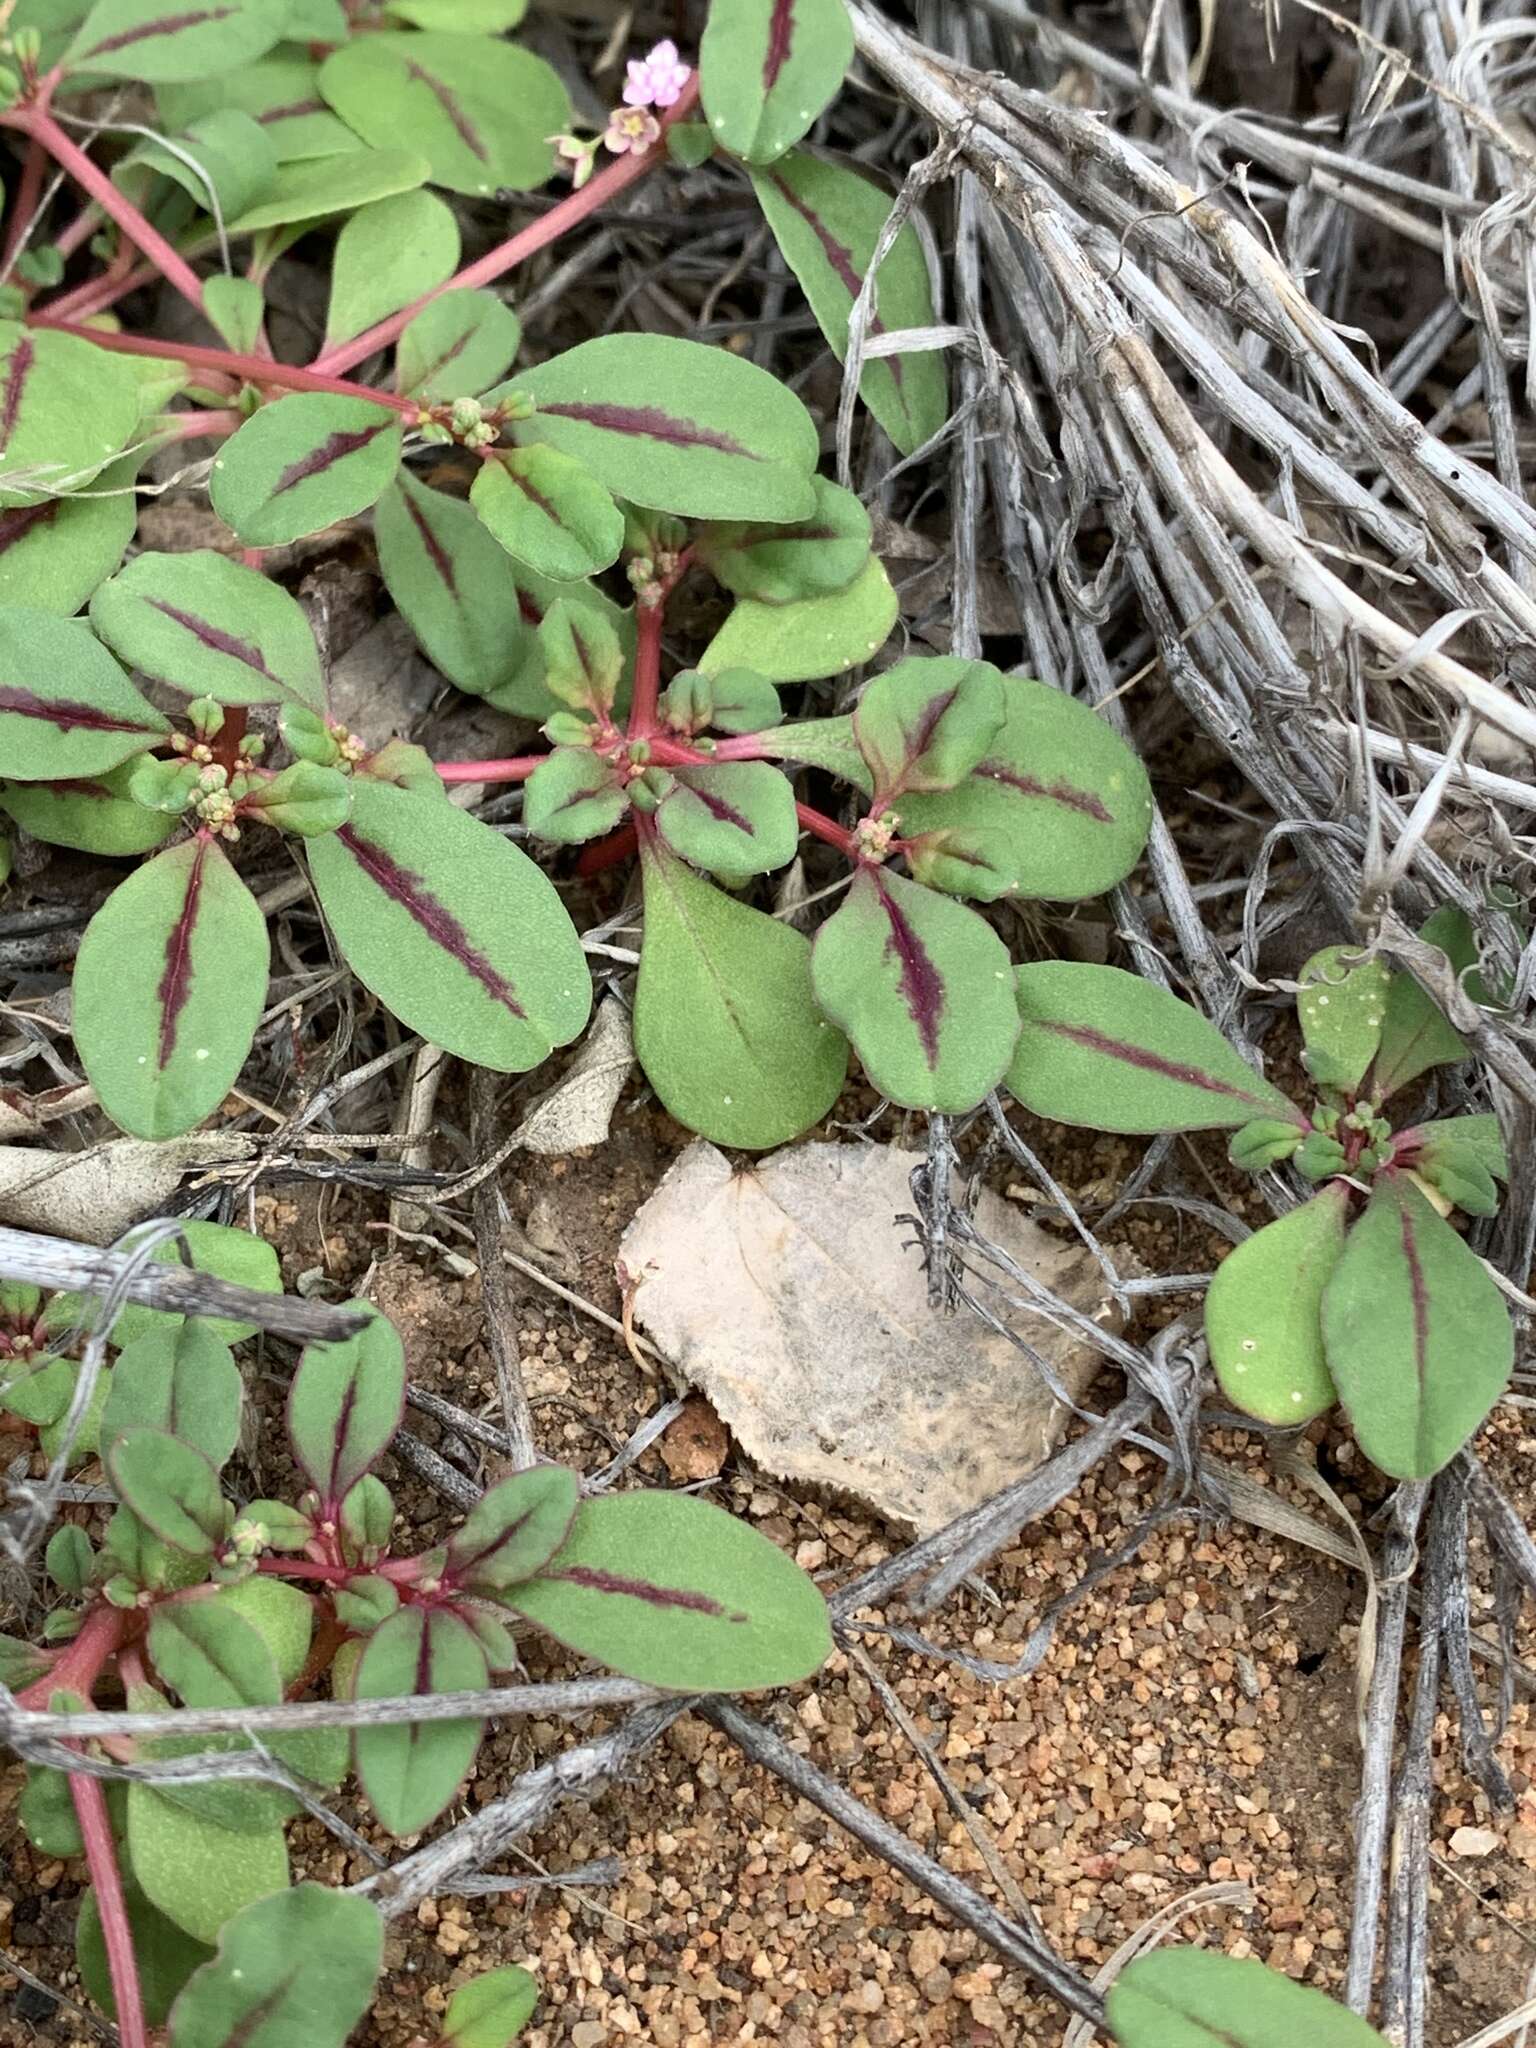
<box><xmin>1003</xmin><ymin>911</ymin><xmax>1513</xmax><ymax>1479</ymax></box>
<box><xmin>6</xmin><ymin>1288</ymin><xmax>830</xmax><ymax>2045</ymax></box>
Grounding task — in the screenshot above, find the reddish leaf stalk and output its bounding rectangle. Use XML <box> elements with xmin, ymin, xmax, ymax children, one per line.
<box><xmin>436</xmin><ymin>754</ymin><xmax>546</xmax><ymax>785</ymax></box>
<box><xmin>4</xmin><ymin>105</ymin><xmax>207</xmax><ymax>312</ymax></box>
<box><xmin>15</xmin><ymin>1598</ymin><xmax>124</xmax><ymax>1711</ymax></box>
<box><xmin>575</xmin><ymin>822</ymin><xmax>639</xmax><ymax>875</ymax></box>
<box><xmin>795</xmin><ymin>801</ymin><xmax>859</xmax><ymax>859</ymax></box>
<box><xmin>70</xmin><ymin>1767</ymin><xmax>149</xmax><ymax>2048</ymax></box>
<box><xmin>308</xmin><ymin>76</ymin><xmax>701</xmax><ymax>379</ymax></box>
<box><xmin>627</xmin><ymin>595</ymin><xmax>666</xmax><ymax>739</ymax></box>
<box><xmin>2</xmin><ymin>134</ymin><xmax>48</xmax><ymax>274</ymax></box>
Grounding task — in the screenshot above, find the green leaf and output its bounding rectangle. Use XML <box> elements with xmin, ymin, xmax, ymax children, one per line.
<box><xmin>1406</xmin><ymin>1113</ymin><xmax>1508</xmax><ymax>1217</ymax></box>
<box><xmin>523</xmin><ymin>748</ymin><xmax>627</xmax><ymax>846</ymax></box>
<box><xmin>700</xmin><ymin>555</ymin><xmax>897</xmax><ymax>681</ymax></box>
<box><xmin>226</xmin><ymin>148</ymin><xmax>431</xmax><ymax>231</ymax></box>
<box><xmin>699</xmin><ymin>478</ymin><xmax>872</xmax><ymax>604</ymax></box>
<box><xmin>387</xmin><ymin>0</ymin><xmax>525</xmax><ymax>24</ymax></box>
<box><xmin>117</xmin><ymin>107</ymin><xmax>277</xmax><ymax>222</ymax></box>
<box><xmin>101</xmin><ymin>1501</ymin><xmax>210</xmax><ymax>1593</ymax></box>
<box><xmin>701</xmin><ymin>0</ymin><xmax>853</xmax><ymax>164</ymax></box>
<box><xmin>211</xmin><ymin>392</ymin><xmax>402</xmax><ymax>546</ymax></box>
<box><xmin>1107</xmin><ymin>1948</ymin><xmax>1389</xmax><ymax>2048</ymax></box>
<box><xmin>203</xmin><ymin>273</ymin><xmax>266</xmax><ymax>352</ymax></box>
<box><xmin>21</xmin><ymin>1766</ymin><xmax>84</xmax><ymax>1855</ymax></box>
<box><xmin>1367</xmin><ymin>907</ymin><xmax>1478</xmax><ymax>1100</ymax></box>
<box><xmin>287</xmin><ymin>1304</ymin><xmax>405</xmax><ymax>1505</ymax></box>
<box><xmin>446</xmin><ymin>1465</ymin><xmax>578</xmax><ymax>1592</ymax></box>
<box><xmin>470</xmin><ymin>444</ymin><xmax>624</xmax><ymax>581</ymax></box>
<box><xmin>1321</xmin><ymin>1174</ymin><xmax>1513</xmax><ymax>1478</ymax></box>
<box><xmin>0</xmin><ymin>320</ymin><xmax>143</xmax><ymax>505</ymax></box>
<box><xmin>102</xmin><ymin>1220</ymin><xmax>282</xmax><ymax>1349</ymax></box>
<box><xmin>506</xmin><ymin>335</ymin><xmax>819</xmax><ymax>523</ymax></box>
<box><xmin>167</xmin><ymin>1883</ymin><xmax>383</xmax><ymax>2048</ymax></box>
<box><xmin>0</xmin><ymin>764</ymin><xmax>177</xmax><ymax>856</ymax></box>
<box><xmin>66</xmin><ymin>0</ymin><xmax>287</xmax><ymax>81</ymax></box>
<box><xmin>147</xmin><ymin>1598</ymin><xmax>281</xmax><ymax>1709</ymax></box>
<box><xmin>353</xmin><ymin>1603</ymin><xmax>487</xmax><ymax>1835</ymax></box>
<box><xmin>1205</xmin><ymin>1188</ymin><xmax>1348</xmax><ymax>1426</ymax></box>
<box><xmin>213</xmin><ymin>1575</ymin><xmax>313</xmax><ymax>1688</ymax></box>
<box><xmin>103</xmin><ymin>1324</ymin><xmax>242</xmax><ymax>1469</ymax></box>
<box><xmin>374</xmin><ymin>470</ymin><xmax>538</xmax><ymax>706</ymax></box>
<box><xmin>0</xmin><ymin>483</ymin><xmax>137</xmax><ymax>615</ymax></box>
<box><xmin>894</xmin><ymin>675</ymin><xmax>1153</xmax><ymax>901</ymax></box>
<box><xmin>395</xmin><ymin>288</ymin><xmax>521</xmax><ymax>402</ymax></box>
<box><xmin>853</xmin><ymin>654</ymin><xmax>1004</xmax><ymax>799</ymax></box>
<box><xmin>74</xmin><ymin>836</ymin><xmax>269</xmax><ymax>1139</ymax></box>
<box><xmin>157</xmin><ymin>58</ymin><xmax>360</xmax><ymax>163</ymax></box>
<box><xmin>751</xmin><ymin>149</ymin><xmax>946</xmax><ymax>453</ymax></box>
<box><xmin>655</xmin><ymin>761</ymin><xmax>798</xmax><ymax>880</ymax></box>
<box><xmin>812</xmin><ymin>867</ymin><xmax>1019</xmax><ymax>1112</ymax></box>
<box><xmin>635</xmin><ymin>837</ymin><xmax>846</xmax><ymax>1148</ymax></box>
<box><xmin>231</xmin><ymin>1498</ymin><xmax>313</xmax><ymax>1552</ymax></box>
<box><xmin>107</xmin><ymin>1428</ymin><xmax>227</xmax><ymax>1554</ymax></box>
<box><xmin>508</xmin><ymin>1489</ymin><xmax>832</xmax><ymax>1691</ymax></box>
<box><xmin>318</xmin><ymin>31</ymin><xmax>569</xmax><ymax>196</ymax></box>
<box><xmin>1007</xmin><ymin>964</ymin><xmax>1302</xmax><ymax>1133</ymax></box>
<box><xmin>326</xmin><ymin>188</ymin><xmax>460</xmax><ymax>347</ymax></box>
<box><xmin>46</xmin><ymin>1522</ymin><xmax>94</xmax><ymax>1592</ymax></box>
<box><xmin>1296</xmin><ymin>945</ymin><xmax>1391</xmax><ymax>1094</ymax></box>
<box><xmin>242</xmin><ymin>759</ymin><xmax>352</xmax><ymax>835</ymax></box>
<box><xmin>661</xmin><ymin>666</ymin><xmax>781</xmax><ymax>737</ymax></box>
<box><xmin>305</xmin><ymin>775</ymin><xmax>592</xmax><ymax>1072</ymax></box>
<box><xmin>0</xmin><ymin>610</ymin><xmax>167</xmax><ymax>780</ymax></box>
<box><xmin>441</xmin><ymin>1965</ymin><xmax>539</xmax><ymax>2047</ymax></box>
<box><xmin>91</xmin><ymin>549</ymin><xmax>327</xmax><ymax>709</ymax></box>
<box><xmin>758</xmin><ymin>710</ymin><xmax>869</xmax><ymax>789</ymax></box>
<box><xmin>79</xmin><ymin>1876</ymin><xmax>214</xmax><ymax>2029</ymax></box>
<box><xmin>538</xmin><ymin>597</ymin><xmax>623</xmax><ymax>715</ymax></box>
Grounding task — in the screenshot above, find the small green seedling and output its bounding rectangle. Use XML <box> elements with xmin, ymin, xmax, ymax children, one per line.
<box><xmin>1004</xmin><ymin>910</ymin><xmax>1513</xmax><ymax>1479</ymax></box>
<box><xmin>8</xmin><ymin>1278</ymin><xmax>830</xmax><ymax>2043</ymax></box>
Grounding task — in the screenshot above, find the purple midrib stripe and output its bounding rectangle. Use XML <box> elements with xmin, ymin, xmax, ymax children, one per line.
<box><xmin>0</xmin><ymin>685</ymin><xmax>154</xmax><ymax>736</ymax></box>
<box><xmin>144</xmin><ymin>598</ymin><xmax>288</xmax><ymax>693</ymax></box>
<box><xmin>404</xmin><ymin>59</ymin><xmax>488</xmax><ymax>160</ymax></box>
<box><xmin>155</xmin><ymin>840</ymin><xmax>207</xmax><ymax>1071</ymax></box>
<box><xmin>763</xmin><ymin>172</ymin><xmax>903</xmax><ymax>393</ymax></box>
<box><xmin>0</xmin><ymin>338</ymin><xmax>35</xmax><ymax>446</ymax></box>
<box><xmin>83</xmin><ymin>5</ymin><xmax>236</xmax><ymax>57</ymax></box>
<box><xmin>536</xmin><ymin>401</ymin><xmax>755</xmax><ymax>457</ymax></box>
<box><xmin>336</xmin><ymin>823</ymin><xmax>527</xmax><ymax>1019</ymax></box>
<box><xmin>977</xmin><ymin>762</ymin><xmax>1114</xmax><ymax>823</ymax></box>
<box><xmin>0</xmin><ymin>499</ymin><xmax>55</xmax><ymax>554</ymax></box>
<box><xmin>402</xmin><ymin>491</ymin><xmax>458</xmax><ymax>598</ymax></box>
<box><xmin>553</xmin><ymin>1563</ymin><xmax>744</xmax><ymax>1621</ymax></box>
<box><xmin>270</xmin><ymin>421</ymin><xmax>391</xmax><ymax>500</ymax></box>
<box><xmin>875</xmin><ymin>876</ymin><xmax>942</xmax><ymax>1066</ymax></box>
<box><xmin>679</xmin><ymin>782</ymin><xmax>752</xmax><ymax>832</ymax></box>
<box><xmin>1037</xmin><ymin>1020</ymin><xmax>1274</xmax><ymax>1108</ymax></box>
<box><xmin>762</xmin><ymin>0</ymin><xmax>796</xmax><ymax>92</ymax></box>
<box><xmin>1399</xmin><ymin>1193</ymin><xmax>1432</xmax><ymax>1460</ymax></box>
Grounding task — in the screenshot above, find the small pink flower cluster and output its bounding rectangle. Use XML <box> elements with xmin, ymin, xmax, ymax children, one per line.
<box><xmin>551</xmin><ymin>41</ymin><xmax>692</xmax><ymax>189</ymax></box>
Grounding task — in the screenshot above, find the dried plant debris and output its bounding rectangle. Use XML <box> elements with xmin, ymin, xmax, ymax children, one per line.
<box><xmin>620</xmin><ymin>1140</ymin><xmax>1118</xmax><ymax>1532</ymax></box>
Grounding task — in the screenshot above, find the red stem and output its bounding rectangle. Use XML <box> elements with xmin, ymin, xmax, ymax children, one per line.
<box><xmin>16</xmin><ymin>1599</ymin><xmax>124</xmax><ymax>1711</ymax></box>
<box><xmin>796</xmin><ymin>801</ymin><xmax>859</xmax><ymax>858</ymax></box>
<box><xmin>309</xmin><ymin>76</ymin><xmax>701</xmax><ymax>378</ymax></box>
<box><xmin>435</xmin><ymin>753</ymin><xmax>545</xmax><ymax>785</ymax></box>
<box><xmin>627</xmin><ymin>599</ymin><xmax>666</xmax><ymax>740</ymax></box>
<box><xmin>6</xmin><ymin>106</ymin><xmax>206</xmax><ymax>312</ymax></box>
<box><xmin>70</xmin><ymin>1770</ymin><xmax>149</xmax><ymax>2048</ymax></box>
<box><xmin>575</xmin><ymin>821</ymin><xmax>639</xmax><ymax>875</ymax></box>
<box><xmin>3</xmin><ymin>134</ymin><xmax>48</xmax><ymax>274</ymax></box>
<box><xmin>25</xmin><ymin>315</ymin><xmax>420</xmax><ymax>414</ymax></box>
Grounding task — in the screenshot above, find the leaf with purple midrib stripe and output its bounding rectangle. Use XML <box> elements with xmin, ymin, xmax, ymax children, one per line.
<box><xmin>334</xmin><ymin>820</ymin><xmax>528</xmax><ymax>1019</ymax></box>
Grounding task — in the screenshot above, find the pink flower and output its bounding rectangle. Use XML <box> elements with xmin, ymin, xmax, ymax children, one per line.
<box><xmin>622</xmin><ymin>37</ymin><xmax>691</xmax><ymax>110</ymax></box>
<box><xmin>603</xmin><ymin>105</ymin><xmax>662</xmax><ymax>156</ymax></box>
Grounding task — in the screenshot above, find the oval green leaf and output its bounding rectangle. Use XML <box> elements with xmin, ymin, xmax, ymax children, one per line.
<box><xmin>655</xmin><ymin>761</ymin><xmax>799</xmax><ymax>880</ymax></box>
<box><xmin>446</xmin><ymin>1464</ymin><xmax>579</xmax><ymax>1592</ymax></box>
<box><xmin>79</xmin><ymin>1876</ymin><xmax>213</xmax><ymax>2029</ymax></box>
<box><xmin>0</xmin><ymin>609</ymin><xmax>167</xmax><ymax>780</ymax></box>
<box><xmin>167</xmin><ymin>1884</ymin><xmax>383</xmax><ymax>2048</ymax></box>
<box><xmin>73</xmin><ymin>835</ymin><xmax>270</xmax><ymax>1139</ymax></box>
<box><xmin>700</xmin><ymin>476</ymin><xmax>872</xmax><ymax>605</ymax></box>
<box><xmin>103</xmin><ymin>1323</ymin><xmax>243</xmax><ymax>1469</ymax></box>
<box><xmin>470</xmin><ymin>443</ymin><xmax>625</xmax><ymax>581</ymax></box>
<box><xmin>353</xmin><ymin>1604</ymin><xmax>487</xmax><ymax>1835</ymax></box>
<box><xmin>157</xmin><ymin>58</ymin><xmax>361</xmax><ymax>163</ymax></box>
<box><xmin>395</xmin><ymin>287</ymin><xmax>521</xmax><ymax>402</ymax></box>
<box><xmin>305</xmin><ymin>775</ymin><xmax>592</xmax><ymax>1072</ymax></box>
<box><xmin>325</xmin><ymin>187</ymin><xmax>460</xmax><ymax>348</ymax></box>
<box><xmin>853</xmin><ymin>654</ymin><xmax>1004</xmax><ymax>799</ymax></box>
<box><xmin>0</xmin><ymin>321</ymin><xmax>143</xmax><ymax>506</ymax></box>
<box><xmin>1367</xmin><ymin>906</ymin><xmax>1478</xmax><ymax>1100</ymax></box>
<box><xmin>507</xmin><ymin>334</ymin><xmax>819</xmax><ymax>523</ymax></box>
<box><xmin>147</xmin><ymin>1598</ymin><xmax>281</xmax><ymax>1709</ymax></box>
<box><xmin>1320</xmin><ymin>1174</ymin><xmax>1514</xmax><ymax>1478</ymax></box>
<box><xmin>225</xmin><ymin>148</ymin><xmax>431</xmax><ymax>232</ymax></box>
<box><xmin>635</xmin><ymin>836</ymin><xmax>847</xmax><ymax>1148</ymax></box>
<box><xmin>211</xmin><ymin>392</ymin><xmax>402</xmax><ymax>546</ymax></box>
<box><xmin>700</xmin><ymin>0</ymin><xmax>853</xmax><ymax>164</ymax></box>
<box><xmin>523</xmin><ymin>748</ymin><xmax>628</xmax><ymax>846</ymax></box>
<box><xmin>699</xmin><ymin>555</ymin><xmax>897</xmax><ymax>681</ymax></box>
<box><xmin>0</xmin><ymin>763</ymin><xmax>178</xmax><ymax>856</ymax></box>
<box><xmin>106</xmin><ymin>1427</ymin><xmax>226</xmax><ymax>1554</ymax></box>
<box><xmin>751</xmin><ymin>149</ymin><xmax>946</xmax><ymax>454</ymax></box>
<box><xmin>811</xmin><ymin>866</ymin><xmax>1019</xmax><ymax>1113</ymax></box>
<box><xmin>91</xmin><ymin>549</ymin><xmax>326</xmax><ymax>709</ymax></box>
<box><xmin>318</xmin><ymin>31</ymin><xmax>569</xmax><ymax>196</ymax></box>
<box><xmin>1008</xmin><ymin>963</ymin><xmax>1302</xmax><ymax>1133</ymax></box>
<box><xmin>441</xmin><ymin>1965</ymin><xmax>539</xmax><ymax>2048</ymax></box>
<box><xmin>287</xmin><ymin>1304</ymin><xmax>405</xmax><ymax>1506</ymax></box>
<box><xmin>67</xmin><ymin>0</ymin><xmax>287</xmax><ymax>82</ymax></box>
<box><xmin>896</xmin><ymin>675</ymin><xmax>1153</xmax><ymax>901</ymax></box>
<box><xmin>1206</xmin><ymin>1188</ymin><xmax>1349</xmax><ymax>1426</ymax></box>
<box><xmin>507</xmin><ymin>1489</ymin><xmax>833</xmax><ymax>1692</ymax></box>
<box><xmin>1297</xmin><ymin>945</ymin><xmax>1390</xmax><ymax>1094</ymax></box>
<box><xmin>0</xmin><ymin>485</ymin><xmax>137</xmax><ymax>615</ymax></box>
